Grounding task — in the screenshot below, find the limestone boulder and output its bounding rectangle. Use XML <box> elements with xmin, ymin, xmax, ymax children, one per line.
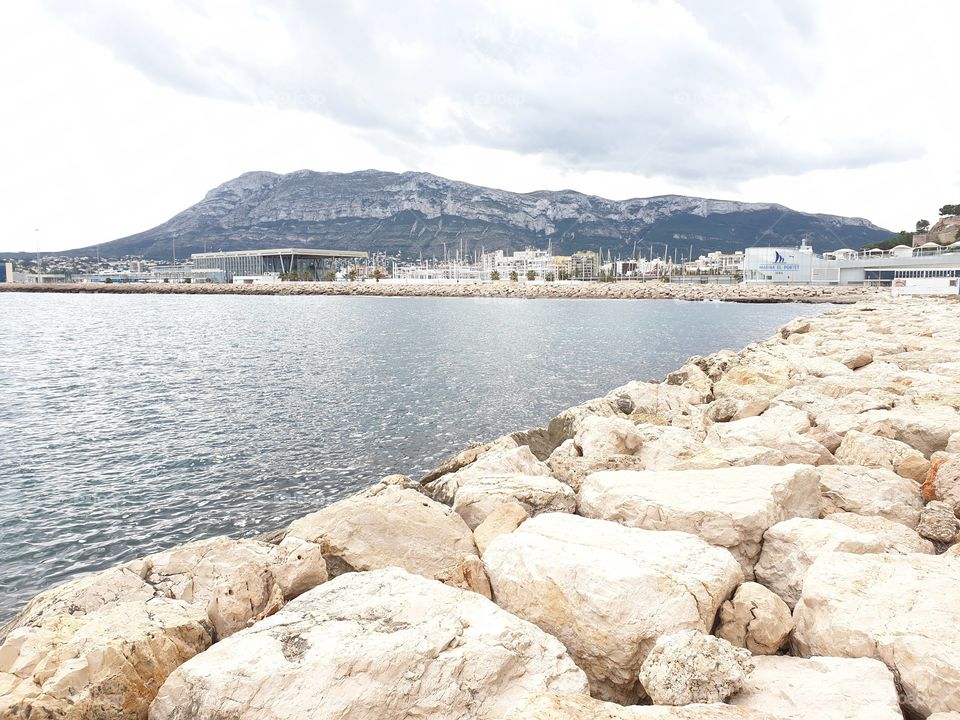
<box><xmin>834</xmin><ymin>430</ymin><xmax>930</xmax><ymax>482</ymax></box>
<box><xmin>546</xmin><ymin>397</ymin><xmax>622</xmax><ymax>449</ymax></box>
<box><xmin>452</xmin><ymin>473</ymin><xmax>575</xmax><ymax>529</ymax></box>
<box><xmin>703</xmin><ymin>397</ymin><xmax>770</xmax><ymax>425</ymax></box>
<box><xmin>837</xmin><ymin>348</ymin><xmax>874</xmax><ymax>369</ymax></box>
<box><xmin>638</xmin><ymin>630</ymin><xmax>753</xmax><ymax>705</ymax></box>
<box><xmin>473</xmin><ymin>500</ymin><xmax>528</xmax><ymax>555</ymax></box>
<box><xmin>419</xmin><ymin>436</ymin><xmax>517</xmax><ymax>485</ymax></box>
<box><xmin>483</xmin><ymin>513</ymin><xmax>742</xmax><ymax>704</ymax></box>
<box><xmin>578</xmin><ymin>465</ymin><xmax>820</xmax><ymax>578</ymax></box>
<box><xmin>755</xmin><ymin>515</ymin><xmax>933</xmax><ymax>607</ymax></box>
<box><xmin>923</xmin><ymin>453</ymin><xmax>960</xmax><ymax>516</ymax></box>
<box><xmin>716</xmin><ymin>582</ymin><xmax>792</xmax><ymax>655</ymax></box>
<box><xmin>423</xmin><ymin>444</ymin><xmax>551</xmax><ymax>504</ymax></box>
<box><xmin>672</xmin><ymin>446</ymin><xmax>787</xmax><ymax>471</ymax></box>
<box><xmin>729</xmin><ymin>655</ymin><xmax>903</xmax><ymax>720</ymax></box>
<box><xmin>607</xmin><ymin>380</ymin><xmax>705</xmax><ymax>422</ymax></box>
<box><xmin>547</xmin><ymin>453</ymin><xmax>646</xmax><ymax>493</ymax></box>
<box><xmin>286</xmin><ymin>484</ymin><xmax>490</xmax><ymax>597</ymax></box>
<box><xmin>505</xmin><ymin>694</ymin><xmax>775</xmax><ymax>719</ymax></box>
<box><xmin>916</xmin><ymin>500</ymin><xmax>959</xmax><ymax>543</ymax></box>
<box><xmin>574</xmin><ymin>415</ymin><xmax>643</xmax><ymax>457</ymax></box>
<box><xmin>704</xmin><ymin>416</ymin><xmax>833</xmax><ymax>466</ymax></box>
<box><xmin>818</xmin><ymin>464</ymin><xmax>923</xmax><ymax>528</ymax></box>
<box><xmin>853</xmin><ymin>407</ymin><xmax>960</xmax><ymax>457</ymax></box>
<box><xmin>150</xmin><ymin>568</ymin><xmax>589</xmax><ymax>720</ymax></box>
<box><xmin>631</xmin><ymin>424</ymin><xmax>704</xmax><ymax>470</ymax></box>
<box><xmin>792</xmin><ymin>552</ymin><xmax>960</xmax><ymax>717</ymax></box>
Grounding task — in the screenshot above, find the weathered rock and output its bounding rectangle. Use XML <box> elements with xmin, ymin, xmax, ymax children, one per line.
<box><xmin>837</xmin><ymin>348</ymin><xmax>874</xmax><ymax>369</ymax></box>
<box><xmin>916</xmin><ymin>500</ymin><xmax>959</xmax><ymax>543</ymax></box>
<box><xmin>453</xmin><ymin>473</ymin><xmax>575</xmax><ymax>529</ymax></box>
<box><xmin>547</xmin><ymin>453</ymin><xmax>646</xmax><ymax>493</ymax></box>
<box><xmin>818</xmin><ymin>464</ymin><xmax>923</xmax><ymax>528</ymax></box>
<box><xmin>473</xmin><ymin>500</ymin><xmax>529</xmax><ymax>555</ymax></box>
<box><xmin>631</xmin><ymin>424</ymin><xmax>704</xmax><ymax>470</ymax></box>
<box><xmin>664</xmin><ymin>362</ymin><xmax>714</xmax><ymax>401</ymax></box>
<box><xmin>780</xmin><ymin>318</ymin><xmax>811</xmax><ymax>338</ymax></box>
<box><xmin>607</xmin><ymin>380</ymin><xmax>705</xmax><ymax>422</ymax></box>
<box><xmin>505</xmin><ymin>694</ymin><xmax>775</xmax><ymax>719</ymax></box>
<box><xmin>577</xmin><ymin>465</ymin><xmax>820</xmax><ymax>578</ymax></box>
<box><xmin>805</xmin><ymin>424</ymin><xmax>842</xmax><ymax>453</ymax></box>
<box><xmin>755</xmin><ymin>515</ymin><xmax>933</xmax><ymax>607</ymax></box>
<box><xmin>834</xmin><ymin>430</ymin><xmax>930</xmax><ymax>482</ymax></box>
<box><xmin>923</xmin><ymin>453</ymin><xmax>960</xmax><ymax>516</ymax></box>
<box><xmin>716</xmin><ymin>582</ymin><xmax>792</xmax><ymax>655</ymax></box>
<box><xmin>703</xmin><ymin>397</ymin><xmax>769</xmax><ymax>424</ymax></box>
<box><xmin>419</xmin><ymin>438</ymin><xmax>512</xmax><ymax>485</ymax></box>
<box><xmin>424</xmin><ymin>444</ymin><xmax>551</xmax><ymax>504</ymax></box>
<box><xmin>546</xmin><ymin>398</ymin><xmax>622</xmax><ymax>450</ymax></box>
<box><xmin>483</xmin><ymin>513</ymin><xmax>742</xmax><ymax>704</ymax></box>
<box><xmin>638</xmin><ymin>630</ymin><xmax>753</xmax><ymax>706</ymax></box>
<box><xmin>671</xmin><ymin>446</ymin><xmax>787</xmax><ymax>471</ymax></box>
<box><xmin>729</xmin><ymin>655</ymin><xmax>903</xmax><ymax>720</ymax></box>
<box><xmin>574</xmin><ymin>415</ymin><xmax>643</xmax><ymax>457</ymax></box>
<box><xmin>704</xmin><ymin>416</ymin><xmax>833</xmax><ymax>465</ymax></box>
<box><xmin>792</xmin><ymin>552</ymin><xmax>960</xmax><ymax>717</ymax></box>
<box><xmin>928</xmin><ymin>714</ymin><xmax>960</xmax><ymax>720</ymax></box>
<box><xmin>286</xmin><ymin>484</ymin><xmax>490</xmax><ymax>597</ymax></box>
<box><xmin>150</xmin><ymin>568</ymin><xmax>589</xmax><ymax>720</ymax></box>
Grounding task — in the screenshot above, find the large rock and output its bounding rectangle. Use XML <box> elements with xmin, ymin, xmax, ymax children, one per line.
<box><xmin>754</xmin><ymin>514</ymin><xmax>933</xmax><ymax>607</ymax></box>
<box><xmin>473</xmin><ymin>500</ymin><xmax>528</xmax><ymax>555</ymax></box>
<box><xmin>483</xmin><ymin>513</ymin><xmax>742</xmax><ymax>704</ymax></box>
<box><xmin>716</xmin><ymin>582</ymin><xmax>792</xmax><ymax>655</ymax></box>
<box><xmin>452</xmin><ymin>473</ymin><xmax>575</xmax><ymax>529</ymax></box>
<box><xmin>792</xmin><ymin>552</ymin><xmax>960</xmax><ymax>717</ymax></box>
<box><xmin>631</xmin><ymin>424</ymin><xmax>704</xmax><ymax>470</ymax></box>
<box><xmin>574</xmin><ymin>415</ymin><xmax>643</xmax><ymax>457</ymax></box>
<box><xmin>505</xmin><ymin>694</ymin><xmax>775</xmax><ymax>719</ymax></box>
<box><xmin>916</xmin><ymin>500</ymin><xmax>959</xmax><ymax>543</ymax></box>
<box><xmin>607</xmin><ymin>380</ymin><xmax>705</xmax><ymax>422</ymax></box>
<box><xmin>638</xmin><ymin>630</ymin><xmax>753</xmax><ymax>705</ymax></box>
<box><xmin>834</xmin><ymin>430</ymin><xmax>930</xmax><ymax>482</ymax></box>
<box><xmin>672</xmin><ymin>446</ymin><xmax>786</xmax><ymax>471</ymax></box>
<box><xmin>923</xmin><ymin>453</ymin><xmax>960</xmax><ymax>516</ymax></box>
<box><xmin>546</xmin><ymin>398</ymin><xmax>622</xmax><ymax>449</ymax></box>
<box><xmin>818</xmin><ymin>464</ymin><xmax>923</xmax><ymax>528</ymax></box>
<box><xmin>423</xmin><ymin>445</ymin><xmax>550</xmax><ymax>504</ymax></box>
<box><xmin>577</xmin><ymin>465</ymin><xmax>820</xmax><ymax>578</ymax></box>
<box><xmin>150</xmin><ymin>568</ymin><xmax>589</xmax><ymax>720</ymax></box>
<box><xmin>729</xmin><ymin>655</ymin><xmax>903</xmax><ymax>720</ymax></box>
<box><xmin>546</xmin><ymin>453</ymin><xmax>646</xmax><ymax>493</ymax></box>
<box><xmin>286</xmin><ymin>484</ymin><xmax>490</xmax><ymax>597</ymax></box>
<box><xmin>704</xmin><ymin>415</ymin><xmax>833</xmax><ymax>466</ymax></box>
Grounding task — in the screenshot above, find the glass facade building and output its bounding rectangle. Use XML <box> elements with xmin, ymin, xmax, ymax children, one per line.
<box><xmin>191</xmin><ymin>248</ymin><xmax>368</xmax><ymax>281</ymax></box>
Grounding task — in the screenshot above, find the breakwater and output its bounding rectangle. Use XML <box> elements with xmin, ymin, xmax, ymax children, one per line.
<box><xmin>2</xmin><ymin>294</ymin><xmax>959</xmax><ymax>719</ymax></box>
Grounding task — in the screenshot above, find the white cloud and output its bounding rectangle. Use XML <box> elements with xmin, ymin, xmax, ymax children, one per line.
<box><xmin>0</xmin><ymin>0</ymin><xmax>957</xmax><ymax>252</ymax></box>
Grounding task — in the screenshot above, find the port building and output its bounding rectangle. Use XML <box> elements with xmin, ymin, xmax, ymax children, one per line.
<box><xmin>191</xmin><ymin>248</ymin><xmax>368</xmax><ymax>282</ymax></box>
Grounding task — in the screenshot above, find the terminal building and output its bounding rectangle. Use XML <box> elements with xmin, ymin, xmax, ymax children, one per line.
<box><xmin>191</xmin><ymin>248</ymin><xmax>368</xmax><ymax>282</ymax></box>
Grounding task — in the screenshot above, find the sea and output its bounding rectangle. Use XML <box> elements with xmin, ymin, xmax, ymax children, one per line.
<box><xmin>0</xmin><ymin>293</ymin><xmax>832</xmax><ymax>620</ymax></box>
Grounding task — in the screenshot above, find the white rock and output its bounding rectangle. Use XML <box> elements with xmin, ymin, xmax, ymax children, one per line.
<box><xmin>424</xmin><ymin>444</ymin><xmax>550</xmax><ymax>504</ymax></box>
<box><xmin>483</xmin><ymin>513</ymin><xmax>742</xmax><ymax>704</ymax></box>
<box><xmin>755</xmin><ymin>515</ymin><xmax>933</xmax><ymax>607</ymax></box>
<box><xmin>505</xmin><ymin>694</ymin><xmax>775</xmax><ymax>719</ymax></box>
<box><xmin>716</xmin><ymin>582</ymin><xmax>792</xmax><ymax>655</ymax></box>
<box><xmin>452</xmin><ymin>473</ymin><xmax>575</xmax><ymax>529</ymax></box>
<box><xmin>286</xmin><ymin>484</ymin><xmax>490</xmax><ymax>597</ymax></box>
<box><xmin>916</xmin><ymin>500</ymin><xmax>959</xmax><ymax>543</ymax></box>
<box><xmin>792</xmin><ymin>552</ymin><xmax>960</xmax><ymax>717</ymax></box>
<box><xmin>547</xmin><ymin>453</ymin><xmax>646</xmax><ymax>493</ymax></box>
<box><xmin>705</xmin><ymin>416</ymin><xmax>833</xmax><ymax>465</ymax></box>
<box><xmin>632</xmin><ymin>424</ymin><xmax>704</xmax><ymax>470</ymax></box>
<box><xmin>818</xmin><ymin>464</ymin><xmax>923</xmax><ymax>528</ymax></box>
<box><xmin>834</xmin><ymin>430</ymin><xmax>930</xmax><ymax>482</ymax></box>
<box><xmin>473</xmin><ymin>500</ymin><xmax>529</xmax><ymax>555</ymax></box>
<box><xmin>574</xmin><ymin>415</ymin><xmax>643</xmax><ymax>457</ymax></box>
<box><xmin>577</xmin><ymin>465</ymin><xmax>820</xmax><ymax>578</ymax></box>
<box><xmin>672</xmin><ymin>446</ymin><xmax>787</xmax><ymax>471</ymax></box>
<box><xmin>729</xmin><ymin>655</ymin><xmax>903</xmax><ymax>720</ymax></box>
<box><xmin>638</xmin><ymin>630</ymin><xmax>753</xmax><ymax>705</ymax></box>
<box><xmin>923</xmin><ymin>453</ymin><xmax>960</xmax><ymax>517</ymax></box>
<box><xmin>150</xmin><ymin>568</ymin><xmax>589</xmax><ymax>720</ymax></box>
<box><xmin>607</xmin><ymin>380</ymin><xmax>705</xmax><ymax>421</ymax></box>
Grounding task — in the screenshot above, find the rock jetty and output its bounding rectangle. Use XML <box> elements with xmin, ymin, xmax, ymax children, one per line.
<box><xmin>1</xmin><ymin>280</ymin><xmax>881</xmax><ymax>303</ymax></box>
<box><xmin>1</xmin><ymin>293</ymin><xmax>959</xmax><ymax>719</ymax></box>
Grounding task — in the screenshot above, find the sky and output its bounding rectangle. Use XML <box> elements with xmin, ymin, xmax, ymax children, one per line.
<box><xmin>1</xmin><ymin>0</ymin><xmax>957</xmax><ymax>253</ymax></box>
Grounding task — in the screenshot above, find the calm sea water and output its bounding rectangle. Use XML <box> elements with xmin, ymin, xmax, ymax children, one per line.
<box><xmin>0</xmin><ymin>293</ymin><xmax>830</xmax><ymax>620</ymax></box>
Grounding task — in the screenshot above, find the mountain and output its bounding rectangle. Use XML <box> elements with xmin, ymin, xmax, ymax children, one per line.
<box><xmin>69</xmin><ymin>170</ymin><xmax>892</xmax><ymax>260</ymax></box>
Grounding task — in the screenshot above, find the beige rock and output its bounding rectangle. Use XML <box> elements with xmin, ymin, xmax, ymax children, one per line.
<box><xmin>632</xmin><ymin>424</ymin><xmax>704</xmax><ymax>470</ymax></box>
<box><xmin>805</xmin><ymin>425</ymin><xmax>842</xmax><ymax>453</ymax></box>
<box><xmin>703</xmin><ymin>397</ymin><xmax>770</xmax><ymax>424</ymax></box>
<box><xmin>834</xmin><ymin>430</ymin><xmax>930</xmax><ymax>482</ymax></box>
<box><xmin>483</xmin><ymin>513</ymin><xmax>742</xmax><ymax>704</ymax></box>
<box><xmin>923</xmin><ymin>453</ymin><xmax>960</xmax><ymax>516</ymax></box>
<box><xmin>607</xmin><ymin>380</ymin><xmax>705</xmax><ymax>421</ymax></box>
<box><xmin>928</xmin><ymin>714</ymin><xmax>960</xmax><ymax>720</ymax></box>
<box><xmin>547</xmin><ymin>453</ymin><xmax>646</xmax><ymax>493</ymax></box>
<box><xmin>574</xmin><ymin>415</ymin><xmax>644</xmax><ymax>457</ymax></box>
<box><xmin>286</xmin><ymin>484</ymin><xmax>490</xmax><ymax>597</ymax></box>
<box><xmin>424</xmin><ymin>444</ymin><xmax>551</xmax><ymax>504</ymax></box>
<box><xmin>665</xmin><ymin>362</ymin><xmax>714</xmax><ymax>400</ymax></box>
<box><xmin>672</xmin><ymin>446</ymin><xmax>787</xmax><ymax>471</ymax></box>
<box><xmin>453</xmin><ymin>473</ymin><xmax>574</xmax><ymax>529</ymax></box>
<box><xmin>704</xmin><ymin>416</ymin><xmax>833</xmax><ymax>466</ymax></box>
<box><xmin>818</xmin><ymin>464</ymin><xmax>923</xmax><ymax>528</ymax></box>
<box><xmin>837</xmin><ymin>349</ymin><xmax>874</xmax><ymax>369</ymax></box>
<box><xmin>419</xmin><ymin>436</ymin><xmax>517</xmax><ymax>485</ymax></box>
<box><xmin>716</xmin><ymin>582</ymin><xmax>792</xmax><ymax>655</ymax></box>
<box><xmin>916</xmin><ymin>500</ymin><xmax>959</xmax><ymax>543</ymax></box>
<box><xmin>546</xmin><ymin>398</ymin><xmax>622</xmax><ymax>449</ymax></box>
<box><xmin>755</xmin><ymin>515</ymin><xmax>933</xmax><ymax>607</ymax></box>
<box><xmin>729</xmin><ymin>655</ymin><xmax>903</xmax><ymax>720</ymax></box>
<box><xmin>505</xmin><ymin>694</ymin><xmax>775</xmax><ymax>719</ymax></box>
<box><xmin>792</xmin><ymin>552</ymin><xmax>960</xmax><ymax>717</ymax></box>
<box><xmin>638</xmin><ymin>630</ymin><xmax>753</xmax><ymax>705</ymax></box>
<box><xmin>150</xmin><ymin>568</ymin><xmax>589</xmax><ymax>720</ymax></box>
<box><xmin>577</xmin><ymin>465</ymin><xmax>820</xmax><ymax>578</ymax></box>
<box><xmin>473</xmin><ymin>500</ymin><xmax>529</xmax><ymax>555</ymax></box>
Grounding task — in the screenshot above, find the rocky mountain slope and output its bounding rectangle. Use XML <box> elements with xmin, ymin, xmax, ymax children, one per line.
<box><xmin>72</xmin><ymin>170</ymin><xmax>892</xmax><ymax>259</ymax></box>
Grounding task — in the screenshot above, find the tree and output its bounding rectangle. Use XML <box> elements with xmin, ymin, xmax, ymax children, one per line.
<box><xmin>916</xmin><ymin>219</ymin><xmax>931</xmax><ymax>233</ymax></box>
<box><xmin>545</xmin><ymin>271</ymin><xmax>555</xmax><ymax>282</ymax></box>
<box><xmin>509</xmin><ymin>270</ymin><xmax>518</xmax><ymax>282</ymax></box>
<box><xmin>347</xmin><ymin>268</ymin><xmax>358</xmax><ymax>281</ymax></box>
<box><xmin>526</xmin><ymin>269</ymin><xmax>537</xmax><ymax>281</ymax></box>
<box><xmin>321</xmin><ymin>271</ymin><xmax>336</xmax><ymax>282</ymax></box>
<box><xmin>938</xmin><ymin>204</ymin><xmax>960</xmax><ymax>216</ymax></box>
<box><xmin>489</xmin><ymin>270</ymin><xmax>500</xmax><ymax>281</ymax></box>
<box><xmin>557</xmin><ymin>268</ymin><xmax>570</xmax><ymax>281</ymax></box>
<box><xmin>372</xmin><ymin>268</ymin><xmax>384</xmax><ymax>282</ymax></box>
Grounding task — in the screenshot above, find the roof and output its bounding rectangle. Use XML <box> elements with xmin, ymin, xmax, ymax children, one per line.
<box><xmin>191</xmin><ymin>248</ymin><xmax>369</xmax><ymax>259</ymax></box>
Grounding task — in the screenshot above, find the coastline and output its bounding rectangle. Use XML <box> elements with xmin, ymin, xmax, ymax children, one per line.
<box><xmin>0</xmin><ymin>280</ymin><xmax>883</xmax><ymax>303</ymax></box>
<box><xmin>2</xmin><ymin>293</ymin><xmax>959</xmax><ymax>718</ymax></box>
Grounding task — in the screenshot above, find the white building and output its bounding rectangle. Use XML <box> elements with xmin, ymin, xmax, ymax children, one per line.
<box><xmin>481</xmin><ymin>249</ymin><xmax>554</xmax><ymax>279</ymax></box>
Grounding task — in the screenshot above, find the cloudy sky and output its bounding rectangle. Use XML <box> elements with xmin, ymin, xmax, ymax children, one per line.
<box><xmin>2</xmin><ymin>0</ymin><xmax>957</xmax><ymax>253</ymax></box>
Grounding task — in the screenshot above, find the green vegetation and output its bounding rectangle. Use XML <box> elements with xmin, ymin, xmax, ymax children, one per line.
<box><xmin>862</xmin><ymin>230</ymin><xmax>913</xmax><ymax>251</ymax></box>
<box><xmin>939</xmin><ymin>204</ymin><xmax>960</xmax><ymax>216</ymax></box>
<box><xmin>916</xmin><ymin>219</ymin><xmax>930</xmax><ymax>233</ymax></box>
<box><xmin>489</xmin><ymin>270</ymin><xmax>500</xmax><ymax>281</ymax></box>
<box><xmin>372</xmin><ymin>268</ymin><xmax>384</xmax><ymax>282</ymax></box>
<box><xmin>321</xmin><ymin>271</ymin><xmax>336</xmax><ymax>282</ymax></box>
<box><xmin>526</xmin><ymin>269</ymin><xmax>537</xmax><ymax>281</ymax></box>
<box><xmin>545</xmin><ymin>271</ymin><xmax>555</xmax><ymax>282</ymax></box>
<box><xmin>347</xmin><ymin>269</ymin><xmax>359</xmax><ymax>281</ymax></box>
<box><xmin>509</xmin><ymin>270</ymin><xmax>518</xmax><ymax>282</ymax></box>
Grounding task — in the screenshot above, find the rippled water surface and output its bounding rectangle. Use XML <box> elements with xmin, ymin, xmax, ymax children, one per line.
<box><xmin>0</xmin><ymin>293</ymin><xmax>831</xmax><ymax>619</ymax></box>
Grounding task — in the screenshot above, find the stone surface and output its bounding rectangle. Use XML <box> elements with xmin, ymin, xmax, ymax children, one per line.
<box><xmin>423</xmin><ymin>444</ymin><xmax>550</xmax><ymax>504</ymax></box>
<box><xmin>631</xmin><ymin>425</ymin><xmax>704</xmax><ymax>470</ymax></box>
<box><xmin>453</xmin><ymin>473</ymin><xmax>575</xmax><ymax>529</ymax></box>
<box><xmin>638</xmin><ymin>630</ymin><xmax>753</xmax><ymax>705</ymax></box>
<box><xmin>483</xmin><ymin>513</ymin><xmax>742</xmax><ymax>704</ymax></box>
<box><xmin>916</xmin><ymin>500</ymin><xmax>959</xmax><ymax>543</ymax></box>
<box><xmin>834</xmin><ymin>430</ymin><xmax>930</xmax><ymax>482</ymax></box>
<box><xmin>473</xmin><ymin>499</ymin><xmax>529</xmax><ymax>555</ymax></box>
<box><xmin>574</xmin><ymin>415</ymin><xmax>643</xmax><ymax>457</ymax></box>
<box><xmin>755</xmin><ymin>515</ymin><xmax>933</xmax><ymax>607</ymax></box>
<box><xmin>505</xmin><ymin>694</ymin><xmax>775</xmax><ymax>719</ymax></box>
<box><xmin>671</xmin><ymin>446</ymin><xmax>786</xmax><ymax>471</ymax></box>
<box><xmin>286</xmin><ymin>484</ymin><xmax>490</xmax><ymax>597</ymax></box>
<box><xmin>607</xmin><ymin>380</ymin><xmax>705</xmax><ymax>422</ymax></box>
<box><xmin>150</xmin><ymin>567</ymin><xmax>589</xmax><ymax>720</ymax></box>
<box><xmin>546</xmin><ymin>453</ymin><xmax>646</xmax><ymax>493</ymax></box>
<box><xmin>923</xmin><ymin>453</ymin><xmax>960</xmax><ymax>516</ymax></box>
<box><xmin>729</xmin><ymin>655</ymin><xmax>903</xmax><ymax>720</ymax></box>
<box><xmin>577</xmin><ymin>464</ymin><xmax>820</xmax><ymax>578</ymax></box>
<box><xmin>818</xmin><ymin>464</ymin><xmax>923</xmax><ymax>528</ymax></box>
<box><xmin>716</xmin><ymin>582</ymin><xmax>792</xmax><ymax>655</ymax></box>
<box><xmin>704</xmin><ymin>415</ymin><xmax>833</xmax><ymax>465</ymax></box>
<box><xmin>792</xmin><ymin>551</ymin><xmax>960</xmax><ymax>717</ymax></box>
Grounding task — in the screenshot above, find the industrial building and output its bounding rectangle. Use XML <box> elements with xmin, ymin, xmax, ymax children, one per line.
<box><xmin>191</xmin><ymin>248</ymin><xmax>368</xmax><ymax>282</ymax></box>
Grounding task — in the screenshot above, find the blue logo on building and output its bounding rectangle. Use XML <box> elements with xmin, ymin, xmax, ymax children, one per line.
<box><xmin>774</xmin><ymin>251</ymin><xmax>786</xmax><ymax>263</ymax></box>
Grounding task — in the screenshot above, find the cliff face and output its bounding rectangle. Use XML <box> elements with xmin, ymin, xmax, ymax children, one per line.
<box><xmin>72</xmin><ymin>170</ymin><xmax>892</xmax><ymax>259</ymax></box>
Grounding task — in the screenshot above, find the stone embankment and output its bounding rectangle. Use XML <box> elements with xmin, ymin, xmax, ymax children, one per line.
<box><xmin>2</xmin><ymin>294</ymin><xmax>960</xmax><ymax>719</ymax></box>
<box><xmin>1</xmin><ymin>280</ymin><xmax>882</xmax><ymax>303</ymax></box>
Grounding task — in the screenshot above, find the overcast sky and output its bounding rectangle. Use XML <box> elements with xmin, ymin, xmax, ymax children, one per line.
<box><xmin>2</xmin><ymin>1</ymin><xmax>957</xmax><ymax>253</ymax></box>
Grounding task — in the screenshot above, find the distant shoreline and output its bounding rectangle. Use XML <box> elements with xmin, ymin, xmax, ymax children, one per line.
<box><xmin>0</xmin><ymin>281</ymin><xmax>881</xmax><ymax>304</ymax></box>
